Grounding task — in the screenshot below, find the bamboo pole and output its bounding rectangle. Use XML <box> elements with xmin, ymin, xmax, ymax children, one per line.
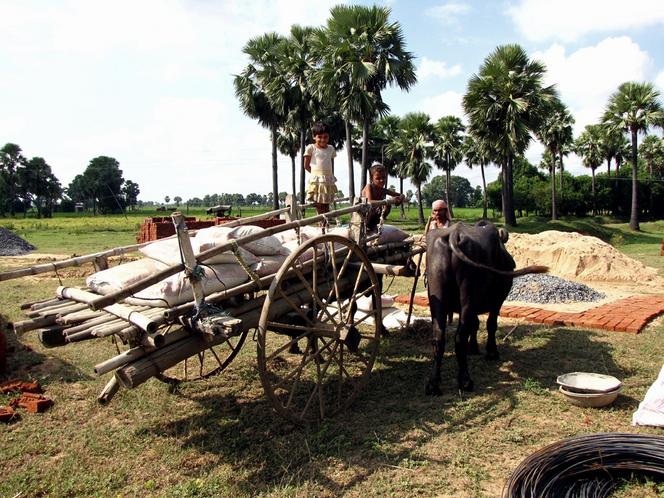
<box><xmin>115</xmin><ymin>275</ymin><xmax>357</xmax><ymax>389</ymax></box>
<box><xmin>93</xmin><ymin>328</ymin><xmax>193</xmax><ymax>375</ymax></box>
<box><xmin>26</xmin><ymin>300</ymin><xmax>80</xmax><ymax>318</ymax></box>
<box><xmin>58</xmin><ymin>309</ymin><xmax>104</xmax><ymax>325</ymax></box>
<box><xmin>23</xmin><ymin>297</ymin><xmax>62</xmax><ymax>310</ymax></box>
<box><xmin>57</xmin><ymin>287</ymin><xmax>161</xmax><ymax>333</ymax></box>
<box><xmin>88</xmin><ymin>200</ymin><xmax>395</xmax><ymax>311</ymax></box>
<box><xmin>97</xmin><ymin>377</ymin><xmax>120</xmax><ymax>405</ymax></box>
<box><xmin>63</xmin><ymin>314</ymin><xmax>122</xmax><ymax>335</ymax></box>
<box><xmin>13</xmin><ymin>315</ymin><xmax>57</xmax><ymax>334</ymax></box>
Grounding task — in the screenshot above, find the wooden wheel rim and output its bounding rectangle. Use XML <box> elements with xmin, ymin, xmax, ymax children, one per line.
<box><xmin>257</xmin><ymin>234</ymin><xmax>382</xmax><ymax>423</ymax></box>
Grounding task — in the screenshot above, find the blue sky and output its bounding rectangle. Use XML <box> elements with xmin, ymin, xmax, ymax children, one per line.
<box><xmin>1</xmin><ymin>0</ymin><xmax>664</xmax><ymax>202</ymax></box>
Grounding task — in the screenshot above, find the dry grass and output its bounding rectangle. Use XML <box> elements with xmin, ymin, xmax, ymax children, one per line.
<box><xmin>1</xmin><ymin>217</ymin><xmax>664</xmax><ymax>497</ymax></box>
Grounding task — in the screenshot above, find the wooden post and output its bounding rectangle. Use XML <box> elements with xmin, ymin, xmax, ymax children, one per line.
<box><xmin>171</xmin><ymin>212</ymin><xmax>207</xmax><ymax>318</ymax></box>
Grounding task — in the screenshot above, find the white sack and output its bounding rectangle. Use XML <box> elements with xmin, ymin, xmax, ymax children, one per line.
<box><xmin>632</xmin><ymin>364</ymin><xmax>664</xmax><ymax>427</ymax></box>
<box><xmin>125</xmin><ymin>264</ymin><xmax>249</xmax><ymax>307</ymax></box>
<box><xmin>196</xmin><ymin>225</ymin><xmax>283</xmax><ymax>257</ymax></box>
<box><xmin>86</xmin><ymin>258</ymin><xmax>168</xmax><ymax>296</ymax></box>
<box><xmin>252</xmin><ymin>254</ymin><xmax>288</xmax><ymax>277</ymax></box>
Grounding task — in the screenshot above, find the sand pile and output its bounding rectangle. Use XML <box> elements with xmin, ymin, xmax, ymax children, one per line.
<box><xmin>506</xmin><ymin>230</ymin><xmax>662</xmax><ymax>286</ymax></box>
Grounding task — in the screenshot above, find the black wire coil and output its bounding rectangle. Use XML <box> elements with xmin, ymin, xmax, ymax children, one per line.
<box><xmin>503</xmin><ymin>433</ymin><xmax>664</xmax><ymax>498</ymax></box>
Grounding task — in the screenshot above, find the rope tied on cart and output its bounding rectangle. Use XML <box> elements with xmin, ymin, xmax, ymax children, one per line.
<box><xmin>229</xmin><ymin>240</ymin><xmax>262</xmax><ymax>289</ymax></box>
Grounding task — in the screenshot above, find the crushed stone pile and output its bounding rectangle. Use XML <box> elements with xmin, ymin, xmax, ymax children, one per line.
<box><xmin>506</xmin><ymin>230</ymin><xmax>661</xmax><ymax>285</ymax></box>
<box><xmin>0</xmin><ymin>227</ymin><xmax>36</xmax><ymax>256</ymax></box>
<box><xmin>507</xmin><ymin>274</ymin><xmax>605</xmax><ymax>304</ymax></box>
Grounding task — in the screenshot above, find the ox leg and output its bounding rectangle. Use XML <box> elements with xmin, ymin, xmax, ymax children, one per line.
<box><xmin>455</xmin><ymin>310</ymin><xmax>477</xmax><ymax>391</ymax></box>
<box><xmin>425</xmin><ymin>297</ymin><xmax>446</xmax><ymax>396</ymax></box>
<box><xmin>485</xmin><ymin>311</ymin><xmax>500</xmax><ymax>361</ymax></box>
<box><xmin>467</xmin><ymin>317</ymin><xmax>480</xmax><ymax>355</ymax></box>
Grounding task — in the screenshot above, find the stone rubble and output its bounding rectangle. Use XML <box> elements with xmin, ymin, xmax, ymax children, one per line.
<box><xmin>507</xmin><ymin>274</ymin><xmax>605</xmax><ymax>304</ymax></box>
<box><xmin>0</xmin><ymin>227</ymin><xmax>36</xmax><ymax>256</ymax></box>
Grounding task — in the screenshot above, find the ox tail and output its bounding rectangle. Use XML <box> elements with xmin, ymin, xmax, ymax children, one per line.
<box><xmin>449</xmin><ymin>232</ymin><xmax>549</xmax><ymax>278</ymax></box>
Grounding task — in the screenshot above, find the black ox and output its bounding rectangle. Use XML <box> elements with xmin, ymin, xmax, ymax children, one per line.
<box><xmin>425</xmin><ymin>221</ymin><xmax>547</xmax><ymax>395</ymax></box>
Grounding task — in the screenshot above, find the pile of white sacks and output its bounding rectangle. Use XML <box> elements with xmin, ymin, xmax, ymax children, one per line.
<box><xmin>87</xmin><ymin>224</ymin><xmax>409</xmax><ymax>308</ymax></box>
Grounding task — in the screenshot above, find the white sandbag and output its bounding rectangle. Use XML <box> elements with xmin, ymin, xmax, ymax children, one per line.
<box><xmin>196</xmin><ymin>225</ymin><xmax>282</xmax><ymax>256</ymax></box>
<box><xmin>328</xmin><ymin>225</ymin><xmax>350</xmax><ymax>238</ymax></box>
<box><xmin>274</xmin><ymin>229</ymin><xmax>300</xmax><ymax>244</ymax></box>
<box><xmin>632</xmin><ymin>364</ymin><xmax>664</xmax><ymax>427</ymax></box>
<box><xmin>139</xmin><ymin>238</ymin><xmax>184</xmax><ymax>266</ymax></box>
<box><xmin>86</xmin><ymin>258</ymin><xmax>168</xmax><ymax>296</ymax></box>
<box><xmin>252</xmin><ymin>254</ymin><xmax>288</xmax><ymax>277</ymax></box>
<box><xmin>125</xmin><ymin>263</ymin><xmax>250</xmax><ymax>307</ymax></box>
<box><xmin>355</xmin><ymin>294</ymin><xmax>396</xmax><ymax>312</ymax></box>
<box><xmin>139</xmin><ymin>234</ymin><xmax>258</xmax><ymax>266</ymax></box>
<box><xmin>378</xmin><ymin>224</ymin><xmax>409</xmax><ymax>244</ymax></box>
<box><xmin>282</xmin><ymin>240</ymin><xmax>313</xmax><ymax>263</ymax></box>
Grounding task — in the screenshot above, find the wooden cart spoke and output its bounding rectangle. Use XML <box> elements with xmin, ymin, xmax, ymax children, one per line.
<box><xmin>257</xmin><ymin>233</ymin><xmax>383</xmax><ymax>423</ymax></box>
<box><xmin>265</xmin><ymin>329</ymin><xmax>313</xmax><ymax>363</ymax></box>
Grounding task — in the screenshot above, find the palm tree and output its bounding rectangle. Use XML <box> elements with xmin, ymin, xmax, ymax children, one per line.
<box><xmin>234</xmin><ymin>33</ymin><xmax>289</xmax><ymax>210</ymax></box>
<box><xmin>431</xmin><ymin>116</ymin><xmax>465</xmax><ymax>218</ymax></box>
<box><xmin>602</xmin><ymin>81</ymin><xmax>664</xmax><ymax>230</ymax></box>
<box><xmin>536</xmin><ymin>100</ymin><xmax>574</xmax><ymax>221</ymax></box>
<box><xmin>277</xmin><ymin>126</ymin><xmax>300</xmax><ymax>199</ymax></box>
<box><xmin>575</xmin><ymin>124</ymin><xmax>604</xmax><ymax>214</ymax></box>
<box><xmin>0</xmin><ymin>143</ymin><xmax>27</xmax><ymax>216</ymax></box>
<box><xmin>639</xmin><ymin>134</ymin><xmax>664</xmax><ymax>179</ymax></box>
<box><xmin>280</xmin><ymin>25</ymin><xmax>318</xmax><ymax>204</ymax></box>
<box><xmin>375</xmin><ymin>115</ymin><xmax>407</xmax><ymax>219</ymax></box>
<box><xmin>313</xmin><ymin>5</ymin><xmax>416</xmax><ymax>196</ymax></box>
<box><xmin>463</xmin><ymin>44</ymin><xmax>556</xmax><ymax>226</ymax></box>
<box><xmin>464</xmin><ymin>134</ymin><xmax>492</xmax><ymax>219</ymax></box>
<box><xmin>388</xmin><ymin>112</ymin><xmax>433</xmax><ymax>224</ymax></box>
<box><xmin>599</xmin><ymin>125</ymin><xmax>627</xmax><ymax>178</ymax></box>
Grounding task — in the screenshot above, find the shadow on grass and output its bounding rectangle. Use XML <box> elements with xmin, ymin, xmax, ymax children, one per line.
<box><xmin>139</xmin><ymin>321</ymin><xmax>625</xmax><ymax>495</ymax></box>
<box><xmin>1</xmin><ymin>317</ymin><xmax>91</xmax><ymax>385</ymax></box>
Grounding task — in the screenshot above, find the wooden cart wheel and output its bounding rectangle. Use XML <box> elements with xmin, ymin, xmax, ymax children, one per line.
<box><xmin>156</xmin><ymin>326</ymin><xmax>249</xmax><ymax>384</ymax></box>
<box><xmin>257</xmin><ymin>234</ymin><xmax>382</xmax><ymax>423</ymax></box>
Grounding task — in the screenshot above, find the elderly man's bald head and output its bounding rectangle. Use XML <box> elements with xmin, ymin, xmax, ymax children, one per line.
<box><xmin>432</xmin><ymin>200</ymin><xmax>447</xmax><ymax>210</ymax></box>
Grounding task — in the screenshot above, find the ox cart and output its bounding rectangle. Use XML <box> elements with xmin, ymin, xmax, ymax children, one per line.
<box><xmin>4</xmin><ymin>198</ymin><xmax>423</xmax><ymax>423</ymax></box>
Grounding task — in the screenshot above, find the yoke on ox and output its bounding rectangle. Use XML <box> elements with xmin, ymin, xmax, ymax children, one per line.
<box><xmin>425</xmin><ymin>222</ymin><xmax>547</xmax><ymax>394</ymax></box>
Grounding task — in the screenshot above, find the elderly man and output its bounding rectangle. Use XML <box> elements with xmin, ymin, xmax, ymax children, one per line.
<box><xmin>430</xmin><ymin>199</ymin><xmax>452</xmax><ymax>229</ymax></box>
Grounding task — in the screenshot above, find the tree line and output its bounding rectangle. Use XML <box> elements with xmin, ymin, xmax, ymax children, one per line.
<box><xmin>237</xmin><ymin>5</ymin><xmax>664</xmax><ymax>229</ymax></box>
<box><xmin>0</xmin><ymin>144</ymin><xmax>141</xmax><ymax>217</ymax></box>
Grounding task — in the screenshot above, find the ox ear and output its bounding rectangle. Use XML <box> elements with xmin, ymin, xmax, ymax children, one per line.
<box><xmin>498</xmin><ymin>228</ymin><xmax>509</xmax><ymax>243</ymax></box>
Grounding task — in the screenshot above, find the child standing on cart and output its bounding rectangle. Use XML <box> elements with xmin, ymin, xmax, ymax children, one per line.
<box><xmin>361</xmin><ymin>162</ymin><xmax>405</xmax><ymax>231</ymax></box>
<box><xmin>304</xmin><ymin>122</ymin><xmax>338</xmax><ymax>216</ymax></box>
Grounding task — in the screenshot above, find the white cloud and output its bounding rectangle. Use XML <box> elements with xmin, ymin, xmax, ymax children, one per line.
<box><xmin>508</xmin><ymin>0</ymin><xmax>664</xmax><ymax>42</ymax></box>
<box><xmin>534</xmin><ymin>37</ymin><xmax>653</xmax><ymax>131</ymax></box>
<box><xmin>418</xmin><ymin>57</ymin><xmax>462</xmax><ymax>80</ymax></box>
<box><xmin>656</xmin><ymin>70</ymin><xmax>664</xmax><ymax>94</ymax></box>
<box><xmin>532</xmin><ymin>36</ymin><xmax>654</xmax><ymax>175</ymax></box>
<box><xmin>0</xmin><ymin>0</ymin><xmax>344</xmax><ymax>200</ymax></box>
<box><xmin>418</xmin><ymin>91</ymin><xmax>465</xmax><ymax>121</ymax></box>
<box><xmin>427</xmin><ymin>2</ymin><xmax>471</xmax><ymax>25</ymax></box>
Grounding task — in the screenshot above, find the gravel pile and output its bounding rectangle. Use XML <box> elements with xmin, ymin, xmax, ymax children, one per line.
<box><xmin>0</xmin><ymin>227</ymin><xmax>36</xmax><ymax>256</ymax></box>
<box><xmin>507</xmin><ymin>274</ymin><xmax>605</xmax><ymax>304</ymax></box>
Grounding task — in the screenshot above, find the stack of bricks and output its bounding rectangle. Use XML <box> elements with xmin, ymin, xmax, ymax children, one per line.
<box><xmin>396</xmin><ymin>294</ymin><xmax>664</xmax><ymax>334</ymax></box>
<box><xmin>136</xmin><ymin>217</ymin><xmax>215</xmax><ymax>243</ymax></box>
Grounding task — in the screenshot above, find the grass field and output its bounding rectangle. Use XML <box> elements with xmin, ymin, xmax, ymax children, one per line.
<box><xmin>1</xmin><ymin>210</ymin><xmax>664</xmax><ymax>497</ymax></box>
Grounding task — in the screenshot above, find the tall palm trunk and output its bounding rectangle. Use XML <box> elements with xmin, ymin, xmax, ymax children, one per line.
<box><xmin>629</xmin><ymin>128</ymin><xmax>639</xmax><ymax>231</ymax></box>
<box><xmin>504</xmin><ymin>155</ymin><xmax>517</xmax><ymax>226</ymax></box>
<box><xmin>559</xmin><ymin>155</ymin><xmax>565</xmax><ymax>192</ymax></box>
<box><xmin>445</xmin><ymin>166</ymin><xmax>454</xmax><ymax>219</ymax></box>
<box><xmin>345</xmin><ymin>121</ymin><xmax>355</xmax><ymax>200</ymax></box>
<box><xmin>551</xmin><ymin>160</ymin><xmax>557</xmax><ymax>221</ymax></box>
<box><xmin>591</xmin><ymin>167</ymin><xmax>596</xmax><ymax>215</ymax></box>
<box><xmin>399</xmin><ymin>176</ymin><xmax>406</xmax><ymax>220</ymax></box>
<box><xmin>271</xmin><ymin>123</ymin><xmax>279</xmax><ymax>210</ymax></box>
<box><xmin>299</xmin><ymin>129</ymin><xmax>306</xmax><ymax>204</ymax></box>
<box><xmin>416</xmin><ymin>183</ymin><xmax>425</xmax><ymax>225</ymax></box>
<box><xmin>361</xmin><ymin>119</ymin><xmax>370</xmax><ymax>190</ymax></box>
<box><xmin>480</xmin><ymin>162</ymin><xmax>488</xmax><ymax>219</ymax></box>
<box><xmin>291</xmin><ymin>154</ymin><xmax>296</xmax><ymax>200</ymax></box>
<box><xmin>606</xmin><ymin>157</ymin><xmax>611</xmax><ymax>178</ymax></box>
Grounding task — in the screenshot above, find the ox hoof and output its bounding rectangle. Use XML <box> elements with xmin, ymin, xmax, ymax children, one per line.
<box><xmin>288</xmin><ymin>343</ymin><xmax>302</xmax><ymax>355</ymax></box>
<box><xmin>425</xmin><ymin>381</ymin><xmax>442</xmax><ymax>396</ymax></box>
<box><xmin>458</xmin><ymin>378</ymin><xmax>474</xmax><ymax>392</ymax></box>
<box><xmin>485</xmin><ymin>350</ymin><xmax>499</xmax><ymax>361</ymax></box>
